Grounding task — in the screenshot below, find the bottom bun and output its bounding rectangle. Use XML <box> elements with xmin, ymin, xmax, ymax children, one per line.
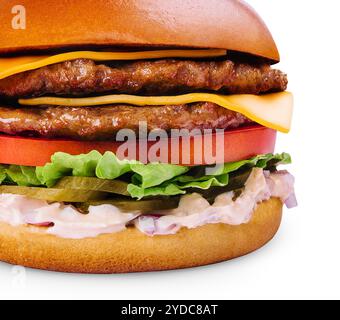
<box><xmin>0</xmin><ymin>198</ymin><xmax>283</xmax><ymax>274</ymax></box>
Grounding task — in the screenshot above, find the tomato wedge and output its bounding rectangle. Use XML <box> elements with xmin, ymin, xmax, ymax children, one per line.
<box><xmin>0</xmin><ymin>125</ymin><xmax>276</xmax><ymax>166</ymax></box>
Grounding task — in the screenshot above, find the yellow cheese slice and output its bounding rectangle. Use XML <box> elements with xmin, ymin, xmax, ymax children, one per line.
<box><xmin>19</xmin><ymin>92</ymin><xmax>293</xmax><ymax>133</ymax></box>
<box><xmin>0</xmin><ymin>49</ymin><xmax>227</xmax><ymax>80</ymax></box>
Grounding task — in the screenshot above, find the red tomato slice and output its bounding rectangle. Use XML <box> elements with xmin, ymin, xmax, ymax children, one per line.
<box><xmin>0</xmin><ymin>125</ymin><xmax>276</xmax><ymax>167</ymax></box>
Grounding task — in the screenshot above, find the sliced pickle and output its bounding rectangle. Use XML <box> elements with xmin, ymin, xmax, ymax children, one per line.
<box><xmin>195</xmin><ymin>170</ymin><xmax>250</xmax><ymax>203</ymax></box>
<box><xmin>0</xmin><ymin>185</ymin><xmax>107</xmax><ymax>202</ymax></box>
<box><xmin>80</xmin><ymin>197</ymin><xmax>181</xmax><ymax>213</ymax></box>
<box><xmin>0</xmin><ymin>170</ymin><xmax>251</xmax><ymax>206</ymax></box>
<box><xmin>227</xmin><ymin>170</ymin><xmax>251</xmax><ymax>190</ymax></box>
<box><xmin>77</xmin><ymin>171</ymin><xmax>251</xmax><ymax>212</ymax></box>
<box><xmin>54</xmin><ymin>176</ymin><xmax>129</xmax><ymax>196</ymax></box>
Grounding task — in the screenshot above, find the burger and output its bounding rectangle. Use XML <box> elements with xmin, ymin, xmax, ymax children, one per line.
<box><xmin>0</xmin><ymin>0</ymin><xmax>296</xmax><ymax>273</ymax></box>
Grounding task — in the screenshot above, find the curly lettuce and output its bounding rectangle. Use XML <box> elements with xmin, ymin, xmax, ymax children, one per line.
<box><xmin>0</xmin><ymin>152</ymin><xmax>291</xmax><ymax>199</ymax></box>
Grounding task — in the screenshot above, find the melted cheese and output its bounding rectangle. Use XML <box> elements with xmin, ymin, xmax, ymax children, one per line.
<box><xmin>19</xmin><ymin>92</ymin><xmax>293</xmax><ymax>133</ymax></box>
<box><xmin>0</xmin><ymin>49</ymin><xmax>227</xmax><ymax>80</ymax></box>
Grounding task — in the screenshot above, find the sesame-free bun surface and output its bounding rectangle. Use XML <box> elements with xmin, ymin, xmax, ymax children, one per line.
<box><xmin>0</xmin><ymin>198</ymin><xmax>283</xmax><ymax>274</ymax></box>
<box><xmin>0</xmin><ymin>0</ymin><xmax>279</xmax><ymax>62</ymax></box>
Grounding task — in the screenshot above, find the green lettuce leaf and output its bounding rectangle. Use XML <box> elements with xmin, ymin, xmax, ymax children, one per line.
<box><xmin>5</xmin><ymin>165</ymin><xmax>42</xmax><ymax>186</ymax></box>
<box><xmin>96</xmin><ymin>152</ymin><xmax>138</xmax><ymax>180</ymax></box>
<box><xmin>130</xmin><ymin>163</ymin><xmax>189</xmax><ymax>189</ymax></box>
<box><xmin>36</xmin><ymin>150</ymin><xmax>103</xmax><ymax>187</ymax></box>
<box><xmin>0</xmin><ymin>152</ymin><xmax>291</xmax><ymax>200</ymax></box>
<box><xmin>127</xmin><ymin>183</ymin><xmax>186</xmax><ymax>199</ymax></box>
<box><xmin>0</xmin><ymin>165</ymin><xmax>7</xmax><ymax>184</ymax></box>
<box><xmin>128</xmin><ymin>153</ymin><xmax>291</xmax><ymax>199</ymax></box>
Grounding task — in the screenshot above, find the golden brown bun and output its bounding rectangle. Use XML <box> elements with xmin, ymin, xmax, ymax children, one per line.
<box><xmin>0</xmin><ymin>0</ymin><xmax>279</xmax><ymax>62</ymax></box>
<box><xmin>0</xmin><ymin>198</ymin><xmax>282</xmax><ymax>274</ymax></box>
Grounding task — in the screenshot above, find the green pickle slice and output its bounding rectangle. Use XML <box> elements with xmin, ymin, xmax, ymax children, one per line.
<box><xmin>193</xmin><ymin>170</ymin><xmax>250</xmax><ymax>203</ymax></box>
<box><xmin>0</xmin><ymin>171</ymin><xmax>251</xmax><ymax>210</ymax></box>
<box><xmin>0</xmin><ymin>185</ymin><xmax>107</xmax><ymax>202</ymax></box>
<box><xmin>54</xmin><ymin>176</ymin><xmax>129</xmax><ymax>196</ymax></box>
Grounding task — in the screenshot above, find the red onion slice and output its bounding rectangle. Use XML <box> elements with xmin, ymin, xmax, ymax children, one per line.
<box><xmin>285</xmin><ymin>193</ymin><xmax>298</xmax><ymax>209</ymax></box>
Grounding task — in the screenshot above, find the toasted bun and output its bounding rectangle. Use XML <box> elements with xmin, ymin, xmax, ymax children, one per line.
<box><xmin>0</xmin><ymin>198</ymin><xmax>282</xmax><ymax>273</ymax></box>
<box><xmin>0</xmin><ymin>0</ymin><xmax>279</xmax><ymax>62</ymax></box>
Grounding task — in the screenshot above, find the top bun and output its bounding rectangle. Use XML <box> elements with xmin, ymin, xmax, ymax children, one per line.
<box><xmin>0</xmin><ymin>0</ymin><xmax>279</xmax><ymax>62</ymax></box>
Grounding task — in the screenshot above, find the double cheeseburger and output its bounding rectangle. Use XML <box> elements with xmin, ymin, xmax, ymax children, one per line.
<box><xmin>0</xmin><ymin>0</ymin><xmax>296</xmax><ymax>273</ymax></box>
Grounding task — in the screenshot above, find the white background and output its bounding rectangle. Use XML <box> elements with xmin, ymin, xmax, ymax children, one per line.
<box><xmin>0</xmin><ymin>0</ymin><xmax>339</xmax><ymax>300</ymax></box>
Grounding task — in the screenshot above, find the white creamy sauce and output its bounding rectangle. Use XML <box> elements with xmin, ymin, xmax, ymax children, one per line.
<box><xmin>0</xmin><ymin>196</ymin><xmax>138</xmax><ymax>239</ymax></box>
<box><xmin>0</xmin><ymin>168</ymin><xmax>295</xmax><ymax>239</ymax></box>
<box><xmin>135</xmin><ymin>168</ymin><xmax>295</xmax><ymax>236</ymax></box>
